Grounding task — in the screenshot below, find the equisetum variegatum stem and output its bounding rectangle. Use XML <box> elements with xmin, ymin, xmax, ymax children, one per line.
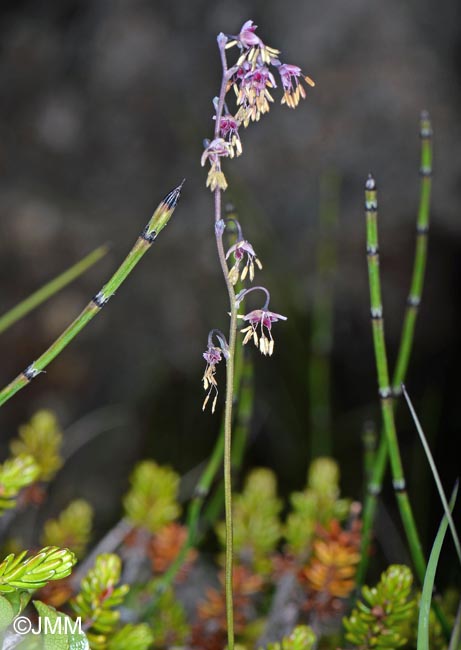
<box><xmin>0</xmin><ymin>182</ymin><xmax>183</xmax><ymax>409</ymax></box>
<box><xmin>358</xmin><ymin>112</ymin><xmax>433</xmax><ymax>585</ymax></box>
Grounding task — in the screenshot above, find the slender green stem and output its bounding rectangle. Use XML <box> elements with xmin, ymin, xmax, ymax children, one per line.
<box><xmin>358</xmin><ymin>112</ymin><xmax>433</xmax><ymax>584</ymax></box>
<box><xmin>0</xmin><ymin>245</ymin><xmax>108</xmax><ymax>335</ymax></box>
<box><xmin>363</xmin><ymin>174</ymin><xmax>426</xmax><ymax>585</ymax></box>
<box><xmin>203</xmin><ymin>349</ymin><xmax>254</xmax><ymax>525</ymax></box>
<box><xmin>308</xmin><ymin>170</ymin><xmax>339</xmax><ymax>459</ymax></box>
<box><xmin>0</xmin><ymin>183</ymin><xmax>183</xmax><ymax>409</ymax></box>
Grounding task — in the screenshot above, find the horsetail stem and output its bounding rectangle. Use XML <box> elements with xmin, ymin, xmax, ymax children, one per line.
<box><xmin>308</xmin><ymin>170</ymin><xmax>339</xmax><ymax>460</ymax></box>
<box><xmin>358</xmin><ymin>112</ymin><xmax>433</xmax><ymax>585</ymax></box>
<box><xmin>0</xmin><ymin>245</ymin><xmax>108</xmax><ymax>335</ymax></box>
<box><xmin>0</xmin><ymin>182</ymin><xmax>183</xmax><ymax>409</ymax></box>
<box><xmin>363</xmin><ymin>174</ymin><xmax>427</xmax><ymax>585</ymax></box>
<box><xmin>393</xmin><ymin>110</ymin><xmax>432</xmax><ymax>393</ymax></box>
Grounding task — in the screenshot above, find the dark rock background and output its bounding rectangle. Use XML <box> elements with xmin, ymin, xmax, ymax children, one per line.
<box><xmin>0</xmin><ymin>0</ymin><xmax>460</xmax><ymax>579</ymax></box>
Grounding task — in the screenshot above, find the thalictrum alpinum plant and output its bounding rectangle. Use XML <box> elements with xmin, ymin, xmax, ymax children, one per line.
<box><xmin>199</xmin><ymin>19</ymin><xmax>315</xmax><ymax>650</ymax></box>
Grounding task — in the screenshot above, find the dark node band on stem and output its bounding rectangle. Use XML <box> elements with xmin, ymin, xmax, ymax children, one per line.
<box><xmin>416</xmin><ymin>224</ymin><xmax>429</xmax><ymax>235</ymax></box>
<box><xmin>365</xmin><ymin>174</ymin><xmax>376</xmax><ymax>190</ymax></box>
<box><xmin>367</xmin><ymin>483</ymin><xmax>382</xmax><ymax>497</ymax></box>
<box><xmin>419</xmin><ymin>167</ymin><xmax>432</xmax><ymax>177</ymax></box>
<box><xmin>23</xmin><ymin>364</ymin><xmax>41</xmax><ymax>381</ymax></box>
<box><xmin>370</xmin><ymin>307</ymin><xmax>383</xmax><ymax>319</ymax></box>
<box><xmin>407</xmin><ymin>295</ymin><xmax>421</xmax><ymax>308</ymax></box>
<box><xmin>378</xmin><ymin>386</ymin><xmax>392</xmax><ymax>399</ymax></box>
<box><xmin>367</xmin><ymin>244</ymin><xmax>379</xmax><ymax>255</ymax></box>
<box><xmin>392</xmin><ymin>478</ymin><xmax>407</xmax><ymax>493</ymax></box>
<box><xmin>92</xmin><ymin>291</ymin><xmax>109</xmax><ymax>308</ymax></box>
<box><xmin>365</xmin><ymin>201</ymin><xmax>377</xmax><ymax>212</ymax></box>
<box><xmin>392</xmin><ymin>385</ymin><xmax>403</xmax><ymax>397</ymax></box>
<box><xmin>194</xmin><ymin>485</ymin><xmax>209</xmax><ymax>499</ymax></box>
<box><xmin>140</xmin><ymin>226</ymin><xmax>157</xmax><ymax>244</ymax></box>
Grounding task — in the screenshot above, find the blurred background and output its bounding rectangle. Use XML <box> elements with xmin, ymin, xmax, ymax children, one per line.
<box><xmin>0</xmin><ymin>0</ymin><xmax>460</xmax><ymax>582</ymax></box>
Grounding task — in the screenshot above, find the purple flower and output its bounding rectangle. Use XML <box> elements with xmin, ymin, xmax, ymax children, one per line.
<box><xmin>219</xmin><ymin>114</ymin><xmax>242</xmax><ymax>157</ymax></box>
<box><xmin>226</xmin><ymin>239</ymin><xmax>262</xmax><ymax>285</ymax></box>
<box><xmin>234</xmin><ymin>65</ymin><xmax>277</xmax><ymax>126</ymax></box>
<box><xmin>276</xmin><ymin>63</ymin><xmax>315</xmax><ymax>108</ymax></box>
<box><xmin>237</xmin><ymin>20</ymin><xmax>262</xmax><ymax>48</ymax></box>
<box><xmin>202</xmin><ymin>344</ymin><xmax>223</xmax><ymax>413</ymax></box>
<box><xmin>240</xmin><ymin>308</ymin><xmax>287</xmax><ymax>356</ymax></box>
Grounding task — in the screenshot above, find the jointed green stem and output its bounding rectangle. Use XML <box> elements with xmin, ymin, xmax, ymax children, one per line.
<box><xmin>0</xmin><ymin>245</ymin><xmax>108</xmax><ymax>335</ymax></box>
<box><xmin>0</xmin><ymin>183</ymin><xmax>183</xmax><ymax>409</ymax></box>
<box><xmin>363</xmin><ymin>175</ymin><xmax>426</xmax><ymax>585</ymax></box>
<box><xmin>358</xmin><ymin>113</ymin><xmax>433</xmax><ymax>585</ymax></box>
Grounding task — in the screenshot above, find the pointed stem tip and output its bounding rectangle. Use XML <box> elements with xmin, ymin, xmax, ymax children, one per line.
<box><xmin>365</xmin><ymin>174</ymin><xmax>376</xmax><ymax>191</ymax></box>
<box><xmin>162</xmin><ymin>179</ymin><xmax>186</xmax><ymax>210</ymax></box>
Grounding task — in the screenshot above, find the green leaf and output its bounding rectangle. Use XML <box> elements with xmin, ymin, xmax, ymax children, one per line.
<box><xmin>34</xmin><ymin>601</ymin><xmax>90</xmax><ymax>650</ymax></box>
<box><xmin>417</xmin><ymin>483</ymin><xmax>458</xmax><ymax>650</ymax></box>
<box><xmin>0</xmin><ymin>594</ymin><xmax>15</xmax><ymax>629</ymax></box>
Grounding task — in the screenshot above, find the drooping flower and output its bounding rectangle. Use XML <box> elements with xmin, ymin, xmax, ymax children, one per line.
<box><xmin>202</xmin><ymin>345</ymin><xmax>222</xmax><ymax>413</ymax></box>
<box><xmin>201</xmin><ymin>138</ymin><xmax>234</xmax><ymax>191</ymax></box>
<box><xmin>202</xmin><ymin>331</ymin><xmax>229</xmax><ymax>413</ymax></box>
<box><xmin>240</xmin><ymin>308</ymin><xmax>287</xmax><ymax>356</ymax></box>
<box><xmin>275</xmin><ymin>62</ymin><xmax>316</xmax><ymax>108</ymax></box>
<box><xmin>226</xmin><ymin>239</ymin><xmax>262</xmax><ymax>285</ymax></box>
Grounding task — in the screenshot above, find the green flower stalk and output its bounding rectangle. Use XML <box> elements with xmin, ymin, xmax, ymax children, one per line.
<box><xmin>0</xmin><ymin>182</ymin><xmax>183</xmax><ymax>409</ymax></box>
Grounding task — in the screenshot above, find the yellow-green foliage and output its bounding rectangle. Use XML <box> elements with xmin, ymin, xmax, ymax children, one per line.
<box><xmin>0</xmin><ymin>546</ymin><xmax>76</xmax><ymax>593</ymax></box>
<box><xmin>149</xmin><ymin>584</ymin><xmax>190</xmax><ymax>648</ymax></box>
<box><xmin>10</xmin><ymin>410</ymin><xmax>63</xmax><ymax>481</ymax></box>
<box><xmin>0</xmin><ymin>454</ymin><xmax>39</xmax><ymax>515</ymax></box>
<box><xmin>71</xmin><ymin>553</ymin><xmax>129</xmax><ymax>650</ymax></box>
<box><xmin>265</xmin><ymin>625</ymin><xmax>316</xmax><ymax>650</ymax></box>
<box><xmin>123</xmin><ymin>460</ymin><xmax>181</xmax><ymax>534</ymax></box>
<box><xmin>107</xmin><ymin>623</ymin><xmax>154</xmax><ymax>650</ymax></box>
<box><xmin>216</xmin><ymin>468</ymin><xmax>282</xmax><ymax>575</ymax></box>
<box><xmin>343</xmin><ymin>564</ymin><xmax>416</xmax><ymax>650</ymax></box>
<box><xmin>41</xmin><ymin>499</ymin><xmax>94</xmax><ymax>559</ymax></box>
<box><xmin>285</xmin><ymin>457</ymin><xmax>350</xmax><ymax>557</ymax></box>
